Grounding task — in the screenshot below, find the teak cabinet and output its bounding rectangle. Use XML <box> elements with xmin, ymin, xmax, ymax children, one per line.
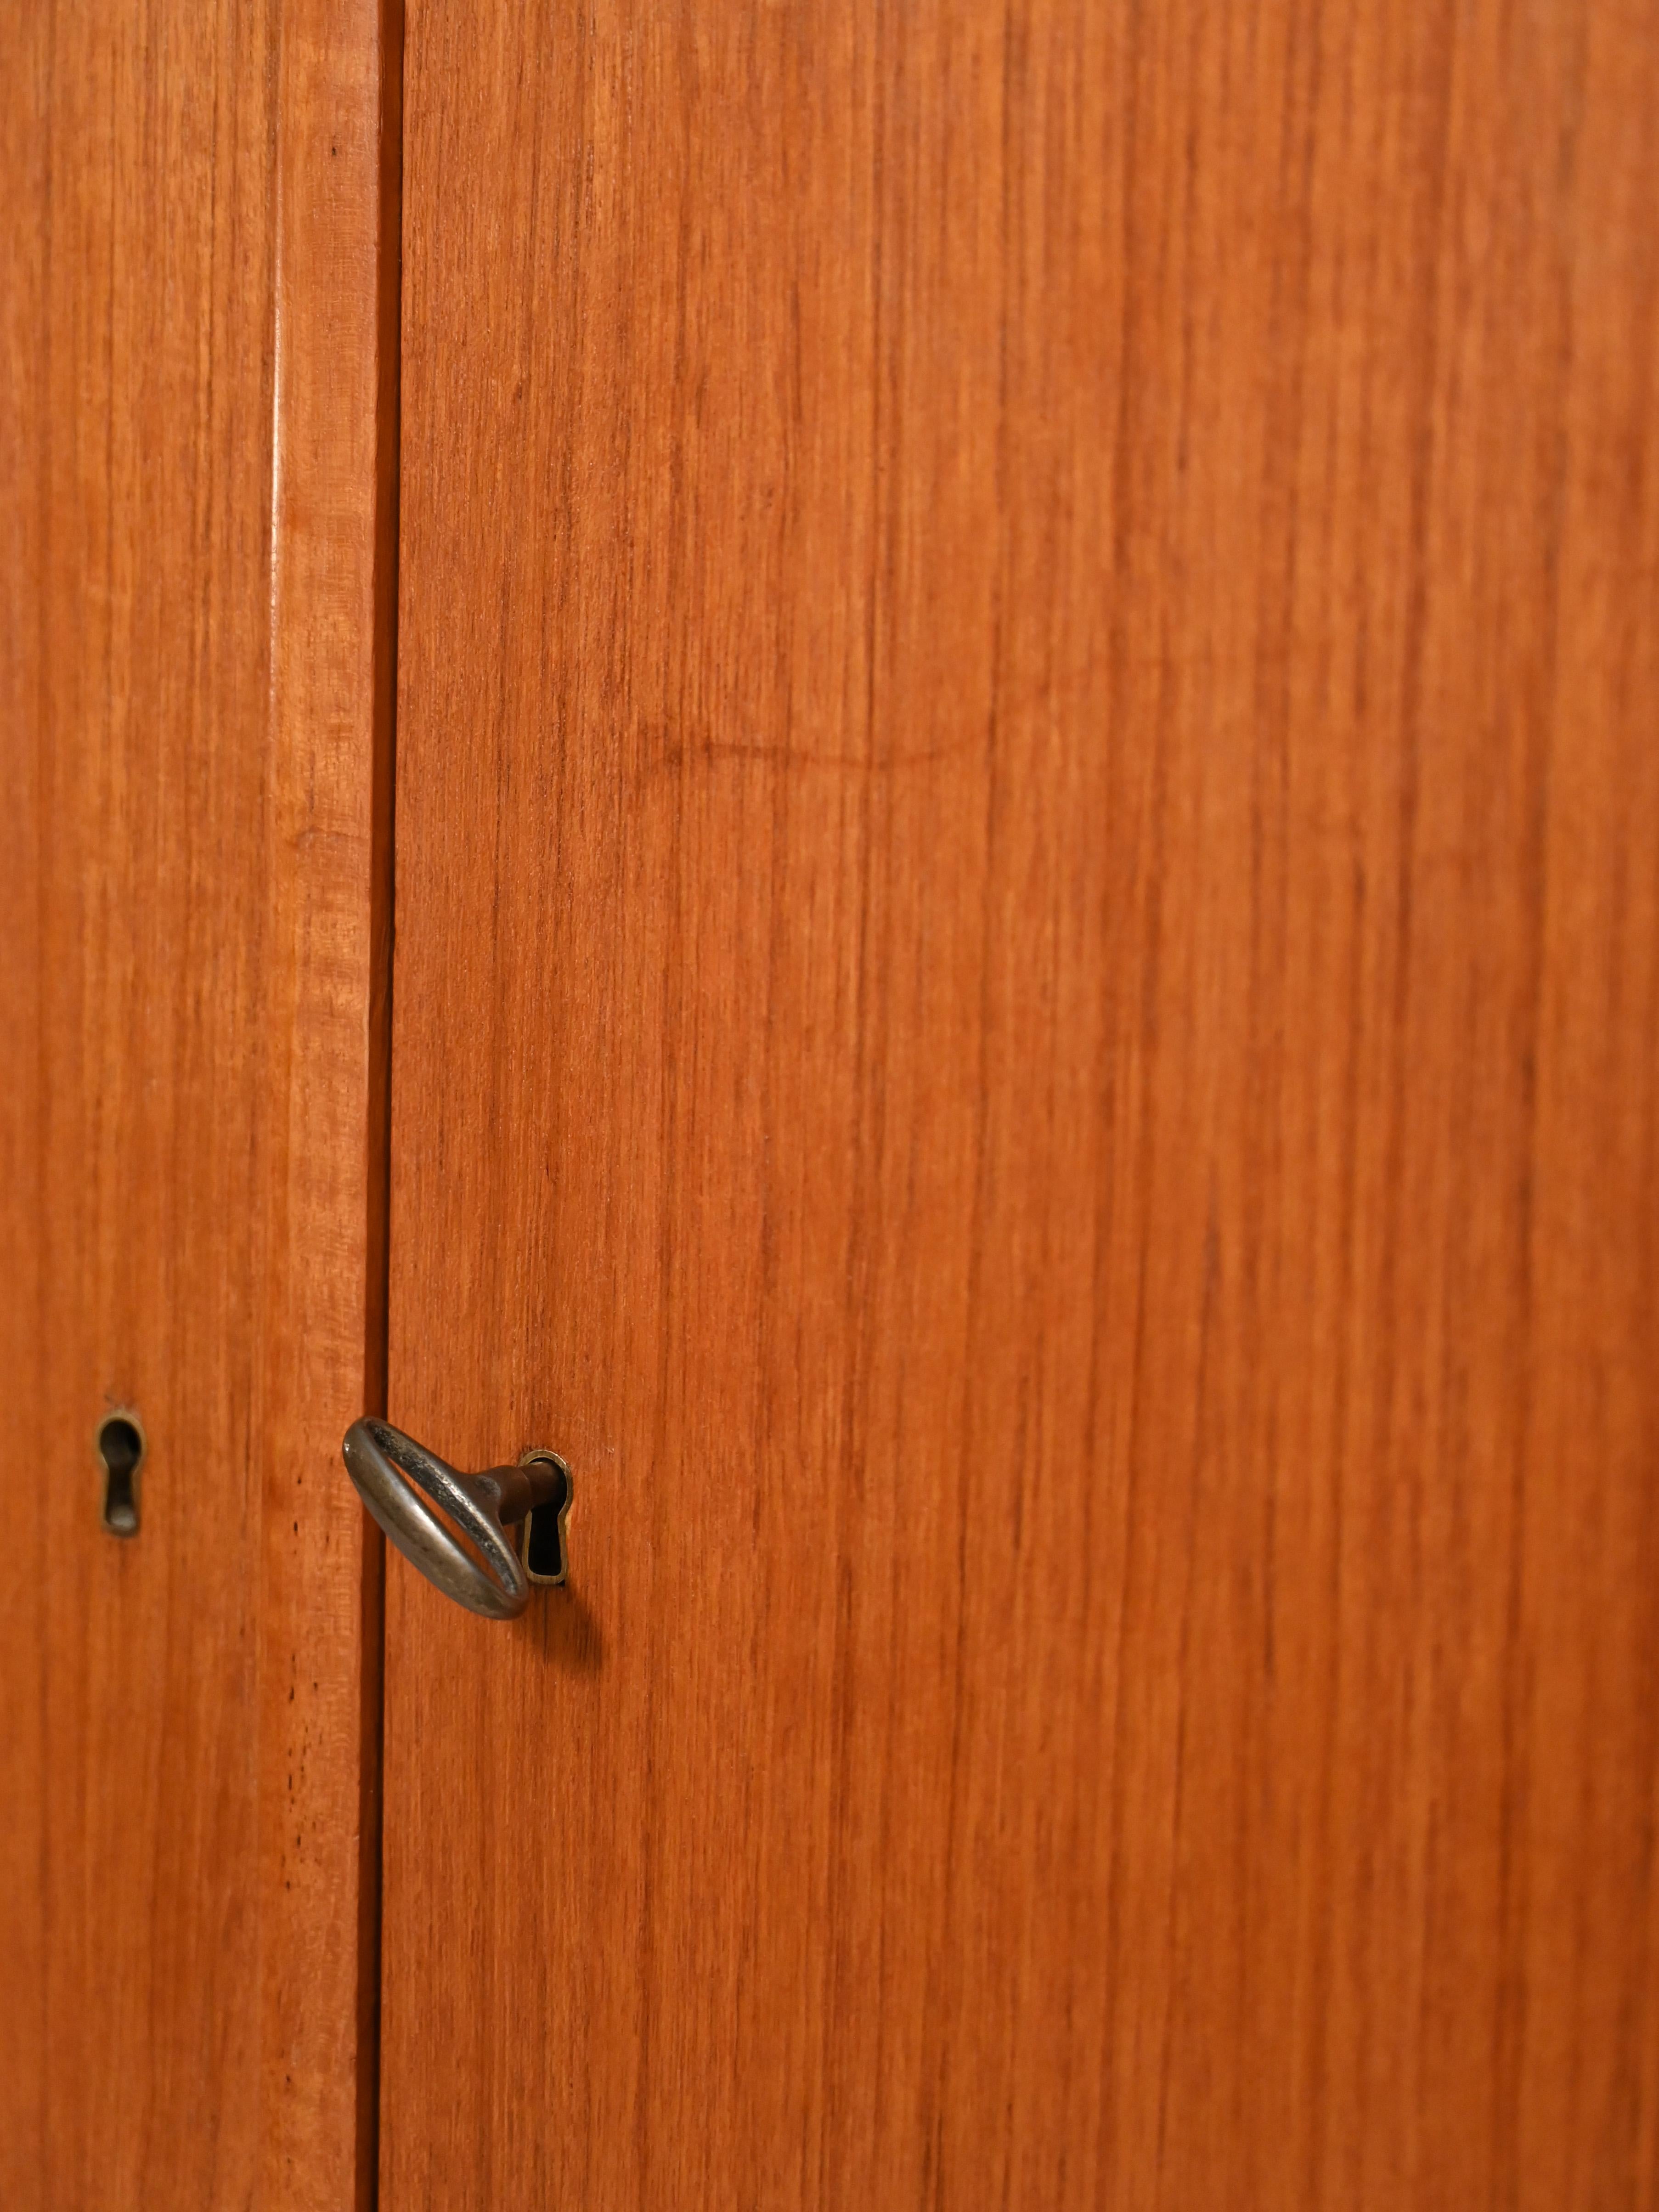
<box><xmin>6</xmin><ymin>3</ymin><xmax>1659</xmax><ymax>2207</ymax></box>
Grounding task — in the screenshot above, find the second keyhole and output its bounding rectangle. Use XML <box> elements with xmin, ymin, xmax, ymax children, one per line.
<box><xmin>98</xmin><ymin>1412</ymin><xmax>146</xmax><ymax>1537</ymax></box>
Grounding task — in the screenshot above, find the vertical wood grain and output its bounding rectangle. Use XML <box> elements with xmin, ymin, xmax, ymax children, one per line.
<box><xmin>384</xmin><ymin>1</ymin><xmax>1659</xmax><ymax>2206</ymax></box>
<box><xmin>0</xmin><ymin>9</ymin><xmax>49</xmax><ymax>2200</ymax></box>
<box><xmin>259</xmin><ymin>0</ymin><xmax>400</xmax><ymax>2206</ymax></box>
<box><xmin>0</xmin><ymin>1</ymin><xmax>396</xmax><ymax>2203</ymax></box>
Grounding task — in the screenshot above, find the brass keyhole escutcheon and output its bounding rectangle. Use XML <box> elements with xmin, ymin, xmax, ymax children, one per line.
<box><xmin>97</xmin><ymin>1411</ymin><xmax>146</xmax><ymax>1537</ymax></box>
<box><xmin>519</xmin><ymin>1450</ymin><xmax>572</xmax><ymax>1586</ymax></box>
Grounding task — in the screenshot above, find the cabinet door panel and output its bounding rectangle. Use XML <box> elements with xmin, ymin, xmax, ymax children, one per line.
<box><xmin>0</xmin><ymin>4</ymin><xmax>395</xmax><ymax>2202</ymax></box>
<box><xmin>385</xmin><ymin>4</ymin><xmax>1659</xmax><ymax>2206</ymax></box>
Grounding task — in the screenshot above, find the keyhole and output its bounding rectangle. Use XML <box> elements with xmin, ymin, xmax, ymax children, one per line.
<box><xmin>97</xmin><ymin>1413</ymin><xmax>146</xmax><ymax>1537</ymax></box>
<box><xmin>522</xmin><ymin>1459</ymin><xmax>571</xmax><ymax>1586</ymax></box>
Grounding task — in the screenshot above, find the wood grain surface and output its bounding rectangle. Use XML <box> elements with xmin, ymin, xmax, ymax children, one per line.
<box><xmin>0</xmin><ymin>1</ymin><xmax>396</xmax><ymax>2204</ymax></box>
<box><xmin>383</xmin><ymin>2</ymin><xmax>1659</xmax><ymax>2206</ymax></box>
<box><xmin>260</xmin><ymin>1</ymin><xmax>401</xmax><ymax>2204</ymax></box>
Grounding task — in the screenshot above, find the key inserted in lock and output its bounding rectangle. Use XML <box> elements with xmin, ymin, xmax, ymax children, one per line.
<box><xmin>341</xmin><ymin>1420</ymin><xmax>572</xmax><ymax>1618</ymax></box>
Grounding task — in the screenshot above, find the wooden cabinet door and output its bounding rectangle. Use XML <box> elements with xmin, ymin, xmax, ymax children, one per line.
<box><xmin>1</xmin><ymin>5</ymin><xmax>395</xmax><ymax>2204</ymax></box>
<box><xmin>382</xmin><ymin>3</ymin><xmax>1659</xmax><ymax>2206</ymax></box>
